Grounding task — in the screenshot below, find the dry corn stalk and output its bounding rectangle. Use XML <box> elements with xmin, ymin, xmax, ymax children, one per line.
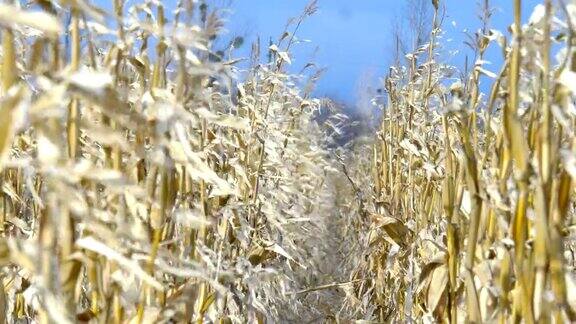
<box><xmin>345</xmin><ymin>0</ymin><xmax>576</xmax><ymax>322</ymax></box>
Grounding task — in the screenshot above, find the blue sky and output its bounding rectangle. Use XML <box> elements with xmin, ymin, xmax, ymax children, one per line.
<box><xmin>224</xmin><ymin>0</ymin><xmax>542</xmax><ymax>105</ymax></box>
<box><xmin>94</xmin><ymin>0</ymin><xmax>542</xmax><ymax>104</ymax></box>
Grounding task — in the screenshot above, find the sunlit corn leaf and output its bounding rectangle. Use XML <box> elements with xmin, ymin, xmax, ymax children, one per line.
<box><xmin>76</xmin><ymin>236</ymin><xmax>164</xmax><ymax>291</ymax></box>
<box><xmin>196</xmin><ymin>108</ymin><xmax>250</xmax><ymax>130</ymax></box>
<box><xmin>0</xmin><ymin>4</ymin><xmax>62</xmax><ymax>37</ymax></box>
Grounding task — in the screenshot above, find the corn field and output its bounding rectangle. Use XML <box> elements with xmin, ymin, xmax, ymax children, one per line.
<box><xmin>0</xmin><ymin>0</ymin><xmax>575</xmax><ymax>323</ymax></box>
